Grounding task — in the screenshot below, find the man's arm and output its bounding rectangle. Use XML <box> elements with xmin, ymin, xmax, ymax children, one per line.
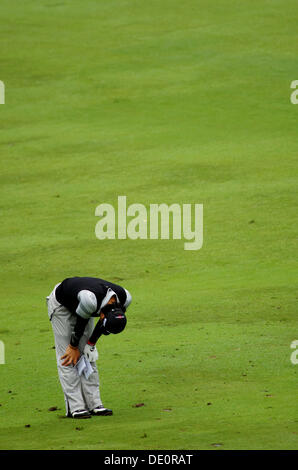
<box><xmin>61</xmin><ymin>290</ymin><xmax>98</xmax><ymax>366</ymax></box>
<box><xmin>87</xmin><ymin>318</ymin><xmax>109</xmax><ymax>346</ymax></box>
<box><xmin>68</xmin><ymin>290</ymin><xmax>98</xmax><ymax>346</ymax></box>
<box><xmin>123</xmin><ymin>288</ymin><xmax>132</xmax><ymax>310</ymax></box>
<box><xmin>61</xmin><ymin>315</ymin><xmax>90</xmax><ymax>366</ymax></box>
<box><xmin>70</xmin><ymin>315</ymin><xmax>90</xmax><ymax>347</ymax></box>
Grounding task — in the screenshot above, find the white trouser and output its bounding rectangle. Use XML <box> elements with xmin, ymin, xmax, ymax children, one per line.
<box><xmin>46</xmin><ymin>284</ymin><xmax>103</xmax><ymax>415</ymax></box>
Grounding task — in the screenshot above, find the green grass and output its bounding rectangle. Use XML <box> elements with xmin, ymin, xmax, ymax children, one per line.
<box><xmin>0</xmin><ymin>0</ymin><xmax>298</xmax><ymax>450</ymax></box>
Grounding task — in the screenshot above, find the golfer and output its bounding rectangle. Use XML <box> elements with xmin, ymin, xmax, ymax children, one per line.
<box><xmin>46</xmin><ymin>276</ymin><xmax>132</xmax><ymax>419</ymax></box>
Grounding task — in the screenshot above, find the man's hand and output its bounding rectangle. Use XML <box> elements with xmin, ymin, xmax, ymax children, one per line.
<box><xmin>84</xmin><ymin>343</ymin><xmax>99</xmax><ymax>362</ymax></box>
<box><xmin>61</xmin><ymin>344</ymin><xmax>81</xmax><ymax>366</ymax></box>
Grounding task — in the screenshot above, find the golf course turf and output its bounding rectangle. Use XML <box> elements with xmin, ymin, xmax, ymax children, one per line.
<box><xmin>0</xmin><ymin>0</ymin><xmax>297</xmax><ymax>450</ymax></box>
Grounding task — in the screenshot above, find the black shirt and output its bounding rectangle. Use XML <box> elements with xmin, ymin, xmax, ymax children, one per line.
<box><xmin>55</xmin><ymin>277</ymin><xmax>131</xmax><ymax>347</ymax></box>
<box><xmin>55</xmin><ymin>277</ymin><xmax>128</xmax><ymax>316</ymax></box>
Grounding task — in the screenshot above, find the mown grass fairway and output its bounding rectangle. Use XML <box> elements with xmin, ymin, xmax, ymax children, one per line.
<box><xmin>0</xmin><ymin>0</ymin><xmax>297</xmax><ymax>450</ymax></box>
